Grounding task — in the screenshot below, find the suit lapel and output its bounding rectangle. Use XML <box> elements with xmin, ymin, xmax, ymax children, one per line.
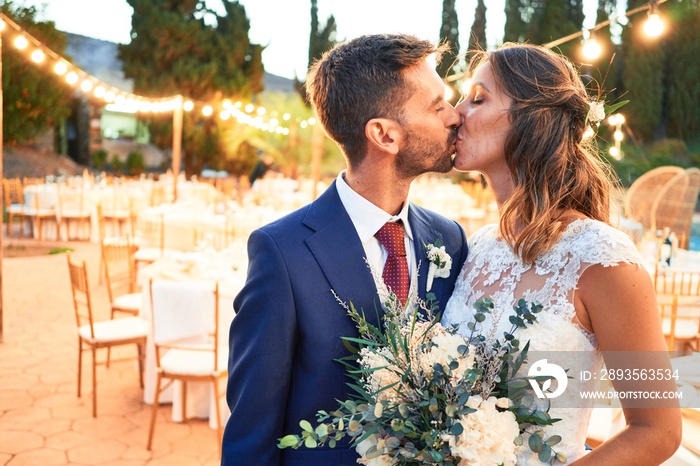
<box><xmin>304</xmin><ymin>182</ymin><xmax>383</xmax><ymax>326</ymax></box>
<box><xmin>408</xmin><ymin>204</ymin><xmax>444</xmax><ymax>301</ymax></box>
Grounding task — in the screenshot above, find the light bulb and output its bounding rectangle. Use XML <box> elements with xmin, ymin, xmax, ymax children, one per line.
<box><xmin>220</xmin><ymin>110</ymin><xmax>231</xmax><ymax>120</ymax></box>
<box><xmin>183</xmin><ymin>100</ymin><xmax>194</xmax><ymax>111</ymax></box>
<box><xmin>609</xmin><ymin>146</ymin><xmax>620</xmax><ymax>159</ymax></box>
<box><xmin>202</xmin><ymin>105</ymin><xmax>213</xmax><ymax>117</ymax></box>
<box><xmin>14</xmin><ymin>36</ymin><xmax>29</xmax><ymax>50</ymax></box>
<box><xmin>444</xmin><ymin>84</ymin><xmax>454</xmax><ymax>102</ymax></box>
<box><xmin>245</xmin><ymin>104</ymin><xmax>255</xmax><ymax>113</ymax></box>
<box><xmin>104</xmin><ymin>91</ymin><xmax>116</xmax><ymax>103</ymax></box>
<box><xmin>94</xmin><ymin>86</ymin><xmax>106</xmax><ymax>98</ymax></box>
<box><xmin>256</xmin><ymin>107</ymin><xmax>266</xmax><ymax>116</ymax></box>
<box><xmin>80</xmin><ymin>80</ymin><xmax>93</xmax><ymax>92</ymax></box>
<box><xmin>283</xmin><ymin>113</ymin><xmax>291</xmax><ymax>121</ymax></box>
<box><xmin>582</xmin><ymin>38</ymin><xmax>602</xmax><ymax>60</ymax></box>
<box><xmin>31</xmin><ymin>50</ymin><xmax>45</xmax><ymax>63</ymax></box>
<box><xmin>66</xmin><ymin>72</ymin><xmax>79</xmax><ymax>85</ymax></box>
<box><xmin>54</xmin><ymin>62</ymin><xmax>67</xmax><ymax>75</ymax></box>
<box><xmin>614</xmin><ymin>130</ymin><xmax>624</xmax><ymax>141</ymax></box>
<box><xmin>644</xmin><ymin>13</ymin><xmax>664</xmax><ymax>38</ymax></box>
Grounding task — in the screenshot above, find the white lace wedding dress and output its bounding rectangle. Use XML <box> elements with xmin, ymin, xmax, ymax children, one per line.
<box><xmin>441</xmin><ymin>218</ymin><xmax>642</xmax><ymax>465</ymax></box>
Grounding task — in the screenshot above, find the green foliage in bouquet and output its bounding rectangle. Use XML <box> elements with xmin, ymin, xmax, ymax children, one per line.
<box><xmin>278</xmin><ymin>292</ymin><xmax>569</xmax><ymax>465</ymax></box>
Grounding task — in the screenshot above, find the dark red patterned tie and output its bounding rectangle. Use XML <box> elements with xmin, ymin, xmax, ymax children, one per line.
<box><xmin>375</xmin><ymin>220</ymin><xmax>409</xmax><ymax>305</ymax></box>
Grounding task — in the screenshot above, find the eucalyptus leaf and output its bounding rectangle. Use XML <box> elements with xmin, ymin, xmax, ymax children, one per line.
<box><xmin>278</xmin><ymin>435</ymin><xmax>300</xmax><ymax>448</ymax></box>
<box><xmin>300</xmin><ymin>420</ymin><xmax>313</xmax><ymax>432</ymax></box>
<box><xmin>304</xmin><ymin>436</ymin><xmax>317</xmax><ymax>448</ymax></box>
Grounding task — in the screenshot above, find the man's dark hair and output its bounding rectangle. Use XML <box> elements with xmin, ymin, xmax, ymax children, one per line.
<box><xmin>306</xmin><ymin>34</ymin><xmax>445</xmax><ymax>168</ymax></box>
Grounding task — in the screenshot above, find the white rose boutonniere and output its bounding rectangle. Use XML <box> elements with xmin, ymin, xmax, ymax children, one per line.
<box><xmin>424</xmin><ymin>240</ymin><xmax>452</xmax><ymax>292</ymax></box>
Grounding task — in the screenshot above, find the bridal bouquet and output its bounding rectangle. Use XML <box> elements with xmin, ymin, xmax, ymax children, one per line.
<box><xmin>278</xmin><ymin>290</ymin><xmax>567</xmax><ymax>465</ymax></box>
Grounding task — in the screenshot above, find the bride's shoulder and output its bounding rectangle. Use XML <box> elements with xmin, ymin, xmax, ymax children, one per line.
<box><xmin>467</xmin><ymin>223</ymin><xmax>499</xmax><ymax>245</ymax></box>
<box><xmin>565</xmin><ymin>218</ymin><xmax>642</xmax><ymax>266</ymax></box>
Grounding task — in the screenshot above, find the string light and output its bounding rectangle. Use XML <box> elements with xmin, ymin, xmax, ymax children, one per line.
<box><xmin>444</xmin><ymin>84</ymin><xmax>454</xmax><ymax>102</ymax></box>
<box><xmin>644</xmin><ymin>1</ymin><xmax>664</xmax><ymax>37</ymax></box>
<box><xmin>54</xmin><ymin>61</ymin><xmax>67</xmax><ymax>75</ymax></box>
<box><xmin>202</xmin><ymin>105</ymin><xmax>213</xmax><ymax>117</ymax></box>
<box><xmin>183</xmin><ymin>100</ymin><xmax>195</xmax><ymax>112</ymax></box>
<box><xmin>13</xmin><ymin>35</ymin><xmax>28</xmax><ymax>49</ymax></box>
<box><xmin>30</xmin><ymin>49</ymin><xmax>45</xmax><ymax>63</ymax></box>
<box><xmin>65</xmin><ymin>71</ymin><xmax>79</xmax><ymax>85</ymax></box>
<box><xmin>80</xmin><ymin>79</ymin><xmax>93</xmax><ymax>92</ymax></box>
<box><xmin>582</xmin><ymin>31</ymin><xmax>602</xmax><ymax>60</ymax></box>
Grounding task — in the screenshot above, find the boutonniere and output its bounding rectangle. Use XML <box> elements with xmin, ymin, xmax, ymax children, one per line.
<box><xmin>424</xmin><ymin>240</ymin><xmax>452</xmax><ymax>292</ymax></box>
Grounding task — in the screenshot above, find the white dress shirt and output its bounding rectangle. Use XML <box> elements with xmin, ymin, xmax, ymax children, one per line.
<box><xmin>335</xmin><ymin>171</ymin><xmax>416</xmax><ymax>291</ymax></box>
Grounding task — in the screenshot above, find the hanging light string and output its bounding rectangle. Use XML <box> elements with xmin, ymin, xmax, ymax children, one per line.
<box><xmin>0</xmin><ymin>11</ymin><xmax>318</xmax><ymax>135</ymax></box>
<box><xmin>1</xmin><ymin>1</ymin><xmax>668</xmax><ymax>130</ymax></box>
<box><xmin>543</xmin><ymin>0</ymin><xmax>667</xmax><ymax>49</ymax></box>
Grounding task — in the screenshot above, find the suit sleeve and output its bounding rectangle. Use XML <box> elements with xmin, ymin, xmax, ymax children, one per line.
<box><xmin>221</xmin><ymin>229</ymin><xmax>296</xmax><ymax>466</ymax></box>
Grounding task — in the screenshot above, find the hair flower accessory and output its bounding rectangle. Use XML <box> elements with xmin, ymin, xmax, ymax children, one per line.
<box><xmin>425</xmin><ymin>241</ymin><xmax>452</xmax><ymax>292</ymax></box>
<box><xmin>588</xmin><ymin>100</ymin><xmax>606</xmax><ymax>123</ymax></box>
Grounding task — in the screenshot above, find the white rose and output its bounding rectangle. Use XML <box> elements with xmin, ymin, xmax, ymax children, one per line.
<box><xmin>588</xmin><ymin>101</ymin><xmax>606</xmax><ymax>122</ymax></box>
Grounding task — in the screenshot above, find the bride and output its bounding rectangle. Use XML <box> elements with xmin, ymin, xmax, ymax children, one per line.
<box><xmin>441</xmin><ymin>43</ymin><xmax>681</xmax><ymax>465</ymax></box>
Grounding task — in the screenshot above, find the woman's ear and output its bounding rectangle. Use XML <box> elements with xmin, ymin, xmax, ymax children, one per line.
<box><xmin>365</xmin><ymin>118</ymin><xmax>402</xmax><ymax>156</ymax></box>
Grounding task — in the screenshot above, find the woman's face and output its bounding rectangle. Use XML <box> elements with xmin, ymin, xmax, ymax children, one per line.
<box><xmin>453</xmin><ymin>63</ymin><xmax>513</xmax><ymax>176</ymax></box>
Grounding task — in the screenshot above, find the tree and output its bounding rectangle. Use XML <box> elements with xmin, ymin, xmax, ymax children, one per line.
<box><xmin>468</xmin><ymin>0</ymin><xmax>487</xmax><ymax>52</ymax></box>
<box><xmin>437</xmin><ymin>0</ymin><xmax>460</xmax><ymax>80</ymax></box>
<box><xmin>620</xmin><ymin>0</ymin><xmax>666</xmax><ymax>142</ymax></box>
<box><xmin>295</xmin><ymin>0</ymin><xmax>337</xmax><ymax>106</ymax></box>
<box><xmin>504</xmin><ymin>0</ymin><xmax>528</xmax><ymax>43</ymax></box>
<box><xmin>665</xmin><ymin>0</ymin><xmax>700</xmax><ymax>142</ymax></box>
<box><xmin>0</xmin><ymin>2</ymin><xmax>72</xmax><ymax>145</ymax></box>
<box><xmin>119</xmin><ymin>0</ymin><xmax>264</xmax><ymax>175</ymax></box>
<box><xmin>503</xmin><ymin>0</ymin><xmax>584</xmax><ymax>58</ymax></box>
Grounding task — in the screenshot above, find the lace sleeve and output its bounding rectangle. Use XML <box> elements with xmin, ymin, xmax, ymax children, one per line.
<box><xmin>573</xmin><ymin>220</ymin><xmax>643</xmax><ymax>269</ymax></box>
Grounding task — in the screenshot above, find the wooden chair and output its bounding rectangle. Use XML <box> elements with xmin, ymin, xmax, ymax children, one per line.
<box><xmin>624</xmin><ymin>166</ymin><xmax>686</xmax><ymax>233</ymax></box>
<box><xmin>66</xmin><ymin>254</ymin><xmax>148</xmax><ymax>417</ymax></box>
<box><xmin>22</xmin><ymin>179</ymin><xmax>58</xmax><ymax>241</ymax></box>
<box><xmin>2</xmin><ymin>178</ymin><xmax>26</xmax><ymax>238</ymax></box>
<box><xmin>146</xmin><ymin>279</ymin><xmax>227</xmax><ymax>455</ymax></box>
<box><xmin>101</xmin><ymin>186</ymin><xmax>134</xmax><ymax>237</ymax></box>
<box><xmin>194</xmin><ymin>219</ymin><xmax>235</xmax><ymax>252</ymax></box>
<box><xmin>133</xmin><ymin>210</ymin><xmax>166</xmax><ymax>270</ymax></box>
<box><xmin>652</xmin><ymin>168</ymin><xmax>700</xmax><ymax>249</ymax></box>
<box><xmin>654</xmin><ymin>268</ymin><xmax>700</xmax><ymax>352</ymax></box>
<box><xmin>56</xmin><ymin>184</ymin><xmax>92</xmax><ymax>241</ymax></box>
<box><xmin>103</xmin><ymin>237</ymin><xmax>141</xmax><ymax>318</ymax></box>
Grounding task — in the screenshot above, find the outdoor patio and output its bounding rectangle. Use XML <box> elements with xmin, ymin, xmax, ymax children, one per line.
<box><xmin>0</xmin><ymin>239</ymin><xmax>221</xmax><ymax>465</ymax></box>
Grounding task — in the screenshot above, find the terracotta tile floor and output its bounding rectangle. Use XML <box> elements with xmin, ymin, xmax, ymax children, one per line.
<box><xmin>0</xmin><ymin>240</ymin><xmax>221</xmax><ymax>465</ymax></box>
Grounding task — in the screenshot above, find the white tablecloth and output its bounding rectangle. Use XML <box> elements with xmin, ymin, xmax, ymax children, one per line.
<box><xmin>138</xmin><ymin>250</ymin><xmax>246</xmax><ymax>428</ymax></box>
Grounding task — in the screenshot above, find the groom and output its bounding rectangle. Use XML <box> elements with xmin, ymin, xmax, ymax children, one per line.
<box><xmin>221</xmin><ymin>33</ymin><xmax>469</xmax><ymax>466</ymax></box>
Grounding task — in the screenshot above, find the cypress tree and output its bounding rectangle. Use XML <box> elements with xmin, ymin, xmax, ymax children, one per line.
<box><xmin>468</xmin><ymin>0</ymin><xmax>487</xmax><ymax>52</ymax></box>
<box><xmin>295</xmin><ymin>0</ymin><xmax>337</xmax><ymax>106</ymax></box>
<box><xmin>620</xmin><ymin>0</ymin><xmax>665</xmax><ymax>142</ymax></box>
<box><xmin>437</xmin><ymin>0</ymin><xmax>460</xmax><ymax>79</ymax></box>
<box><xmin>504</xmin><ymin>0</ymin><xmax>527</xmax><ymax>42</ymax></box>
<box><xmin>666</xmin><ymin>0</ymin><xmax>700</xmax><ymax>142</ymax></box>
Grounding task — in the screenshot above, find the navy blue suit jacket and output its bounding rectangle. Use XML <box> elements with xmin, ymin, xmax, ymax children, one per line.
<box><xmin>221</xmin><ymin>181</ymin><xmax>469</xmax><ymax>466</ymax></box>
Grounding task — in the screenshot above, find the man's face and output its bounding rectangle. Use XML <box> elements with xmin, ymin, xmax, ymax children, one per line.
<box><xmin>393</xmin><ymin>59</ymin><xmax>460</xmax><ymax>179</ymax></box>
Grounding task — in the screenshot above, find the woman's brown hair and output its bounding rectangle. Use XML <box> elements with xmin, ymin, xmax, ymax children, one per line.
<box><xmin>468</xmin><ymin>43</ymin><xmax>617</xmax><ymax>264</ymax></box>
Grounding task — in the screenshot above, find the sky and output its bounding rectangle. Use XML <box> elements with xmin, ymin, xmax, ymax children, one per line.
<box><xmin>22</xmin><ymin>0</ymin><xmax>600</xmax><ymax>80</ymax></box>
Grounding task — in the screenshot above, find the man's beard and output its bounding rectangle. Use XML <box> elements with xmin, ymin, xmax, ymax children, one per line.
<box><xmin>395</xmin><ymin>127</ymin><xmax>458</xmax><ymax>179</ymax></box>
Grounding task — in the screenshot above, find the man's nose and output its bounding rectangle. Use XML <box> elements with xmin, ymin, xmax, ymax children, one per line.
<box><xmin>446</xmin><ymin>104</ymin><xmax>460</xmax><ymax>128</ymax></box>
